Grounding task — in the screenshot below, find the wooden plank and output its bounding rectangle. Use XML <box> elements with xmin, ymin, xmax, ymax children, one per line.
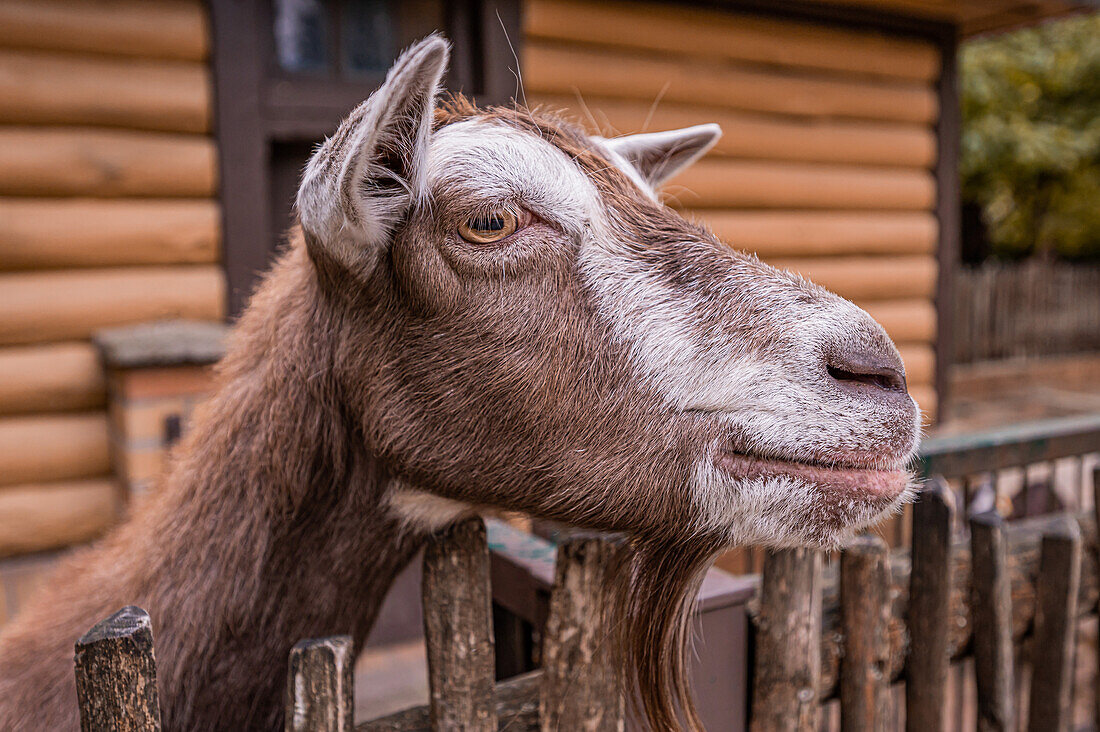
<box><xmin>910</xmin><ymin>385</ymin><xmax>937</xmax><ymax>422</ymax></box>
<box><xmin>539</xmin><ymin>537</ymin><xmax>623</xmax><ymax>731</ymax></box>
<box><xmin>0</xmin><ymin>413</ymin><xmax>110</xmax><ymax>486</ymax></box>
<box><xmin>0</xmin><ymin>478</ymin><xmax>117</xmax><ymax>558</ymax></box>
<box><xmin>0</xmin><ymin>343</ymin><xmax>105</xmax><ymax>414</ymax></box>
<box><xmin>697</xmin><ymin>211</ymin><xmax>938</xmax><ymax>257</ymax></box>
<box><xmin>905</xmin><ymin>478</ymin><xmax>953</xmax><ymax>732</ymax></box>
<box><xmin>750</xmin><ymin>548</ymin><xmax>822</xmax><ymax>732</ymax></box>
<box><xmin>74</xmin><ymin>606</ymin><xmax>161</xmax><ymax>731</ymax></box>
<box><xmin>858</xmin><ymin>300</ymin><xmax>937</xmax><ymax>343</ymax></box>
<box><xmin>0</xmin><ymin>266</ymin><xmax>225</xmax><ymax>345</ymax></box>
<box><xmin>671</xmin><ymin>160</ymin><xmax>935</xmax><ymax>210</ymax></box>
<box><xmin>0</xmin><ymin>0</ymin><xmax>207</xmax><ymax>61</ymax></box>
<box><xmin>421</xmin><ymin>517</ymin><xmax>496</xmax><ymax>731</ymax></box>
<box><xmin>538</xmin><ymin>95</ymin><xmax>936</xmax><ymax>168</ymax></box>
<box><xmin>0</xmin><ymin>49</ymin><xmax>210</xmax><ymax>133</ymax></box>
<box><xmin>898</xmin><ymin>343</ymin><xmax>934</xmax><ymax>387</ymax></box>
<box><xmin>525</xmin><ymin>0</ymin><xmax>940</xmax><ymax>82</ymax></box>
<box><xmin>839</xmin><ymin>535</ymin><xmax>890</xmax><ymax>732</ymax></box>
<box><xmin>765</xmin><ymin>256</ymin><xmax>938</xmax><ymax>301</ymax></box>
<box><xmin>524</xmin><ymin>43</ymin><xmax>938</xmax><ymax>125</ymax></box>
<box><xmin>1027</xmin><ymin>520</ymin><xmax>1081</xmax><ymax>732</ymax></box>
<box><xmin>969</xmin><ymin>511</ymin><xmax>1014</xmax><ymax>732</ymax></box>
<box><xmin>285</xmin><ymin>636</ymin><xmax>354</xmax><ymax>732</ymax></box>
<box><xmin>0</xmin><ymin>128</ymin><xmax>216</xmax><ymax>197</ymax></box>
<box><xmin>0</xmin><ymin>199</ymin><xmax>219</xmax><ymax>270</ymax></box>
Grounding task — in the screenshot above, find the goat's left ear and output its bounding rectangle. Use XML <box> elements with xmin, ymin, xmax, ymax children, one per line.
<box><xmin>602</xmin><ymin>124</ymin><xmax>722</xmax><ymax>189</ymax></box>
<box><xmin>297</xmin><ymin>34</ymin><xmax>448</xmax><ymax>274</ymax></box>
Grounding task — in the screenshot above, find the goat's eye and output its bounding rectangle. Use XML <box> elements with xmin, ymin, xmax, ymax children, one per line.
<box><xmin>458</xmin><ymin>208</ymin><xmax>518</xmax><ymax>244</ymax></box>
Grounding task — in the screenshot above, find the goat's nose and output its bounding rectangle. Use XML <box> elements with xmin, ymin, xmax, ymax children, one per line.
<box><xmin>826</xmin><ymin>347</ymin><xmax>908</xmax><ymax>396</ymax></box>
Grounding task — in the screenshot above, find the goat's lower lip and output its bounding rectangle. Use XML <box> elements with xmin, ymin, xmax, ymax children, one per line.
<box><xmin>715</xmin><ymin>450</ymin><xmax>909</xmax><ymax>500</ymax></box>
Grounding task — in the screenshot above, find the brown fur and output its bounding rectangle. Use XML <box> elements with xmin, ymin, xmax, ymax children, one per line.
<box><xmin>0</xmin><ymin>55</ymin><xmax>917</xmax><ymax>729</ymax></box>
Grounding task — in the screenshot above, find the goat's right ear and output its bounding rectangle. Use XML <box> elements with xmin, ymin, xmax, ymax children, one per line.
<box><xmin>297</xmin><ymin>35</ymin><xmax>448</xmax><ymax>273</ymax></box>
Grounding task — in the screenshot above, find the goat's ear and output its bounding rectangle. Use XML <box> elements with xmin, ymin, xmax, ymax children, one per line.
<box><xmin>297</xmin><ymin>35</ymin><xmax>448</xmax><ymax>271</ymax></box>
<box><xmin>603</xmin><ymin>124</ymin><xmax>722</xmax><ymax>189</ymax></box>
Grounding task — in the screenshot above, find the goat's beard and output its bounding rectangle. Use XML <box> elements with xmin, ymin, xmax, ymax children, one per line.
<box><xmin>608</xmin><ymin>536</ymin><xmax>726</xmax><ymax>731</ymax></box>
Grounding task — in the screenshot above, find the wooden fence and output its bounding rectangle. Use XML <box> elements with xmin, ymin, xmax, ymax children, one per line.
<box><xmin>954</xmin><ymin>259</ymin><xmax>1100</xmax><ymax>364</ymax></box>
<box><xmin>69</xmin><ymin>415</ymin><xmax>1100</xmax><ymax>731</ymax></box>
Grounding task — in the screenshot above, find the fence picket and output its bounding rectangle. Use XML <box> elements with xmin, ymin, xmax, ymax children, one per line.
<box><xmin>1095</xmin><ymin>466</ymin><xmax>1100</xmax><ymax>728</ymax></box>
<box><xmin>73</xmin><ymin>605</ymin><xmax>162</xmax><ymax>731</ymax></box>
<box><xmin>421</xmin><ymin>517</ymin><xmax>496</xmax><ymax>731</ymax></box>
<box><xmin>839</xmin><ymin>535</ymin><xmax>890</xmax><ymax>732</ymax></box>
<box><xmin>1027</xmin><ymin>519</ymin><xmax>1082</xmax><ymax>732</ymax></box>
<box><xmin>969</xmin><ymin>511</ymin><xmax>1014</xmax><ymax>732</ymax></box>
<box><xmin>539</xmin><ymin>536</ymin><xmax>623</xmax><ymax>732</ymax></box>
<box><xmin>284</xmin><ymin>636</ymin><xmax>354</xmax><ymax>732</ymax></box>
<box><xmin>750</xmin><ymin>547</ymin><xmax>822</xmax><ymax>732</ymax></box>
<box><xmin>905</xmin><ymin>478</ymin><xmax>953</xmax><ymax>732</ymax></box>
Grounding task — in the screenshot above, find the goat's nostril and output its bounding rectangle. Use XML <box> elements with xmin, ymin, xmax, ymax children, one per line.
<box><xmin>826</xmin><ymin>351</ymin><xmax>908</xmax><ymax>395</ymax></box>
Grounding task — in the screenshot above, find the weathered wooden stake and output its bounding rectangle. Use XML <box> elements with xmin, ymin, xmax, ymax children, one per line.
<box><xmin>839</xmin><ymin>534</ymin><xmax>890</xmax><ymax>732</ymax></box>
<box><xmin>969</xmin><ymin>511</ymin><xmax>1014</xmax><ymax>732</ymax></box>
<box><xmin>422</xmin><ymin>516</ymin><xmax>496</xmax><ymax>731</ymax></box>
<box><xmin>905</xmin><ymin>478</ymin><xmax>953</xmax><ymax>732</ymax></box>
<box><xmin>1027</xmin><ymin>519</ymin><xmax>1082</xmax><ymax>732</ymax></box>
<box><xmin>750</xmin><ymin>547</ymin><xmax>822</xmax><ymax>732</ymax></box>
<box><xmin>539</xmin><ymin>536</ymin><xmax>623</xmax><ymax>732</ymax></box>
<box><xmin>74</xmin><ymin>605</ymin><xmax>162</xmax><ymax>732</ymax></box>
<box><xmin>1094</xmin><ymin>465</ymin><xmax>1100</xmax><ymax>729</ymax></box>
<box><xmin>284</xmin><ymin>636</ymin><xmax>354</xmax><ymax>732</ymax></box>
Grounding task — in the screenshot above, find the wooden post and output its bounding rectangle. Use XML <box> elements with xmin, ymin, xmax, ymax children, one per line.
<box><xmin>1094</xmin><ymin>465</ymin><xmax>1100</xmax><ymax>728</ymax></box>
<box><xmin>905</xmin><ymin>478</ymin><xmax>953</xmax><ymax>732</ymax></box>
<box><xmin>1027</xmin><ymin>520</ymin><xmax>1082</xmax><ymax>732</ymax></box>
<box><xmin>73</xmin><ymin>605</ymin><xmax>161</xmax><ymax>731</ymax></box>
<box><xmin>422</xmin><ymin>517</ymin><xmax>496</xmax><ymax>731</ymax></box>
<box><xmin>284</xmin><ymin>636</ymin><xmax>354</xmax><ymax>732</ymax></box>
<box><xmin>750</xmin><ymin>547</ymin><xmax>822</xmax><ymax>732</ymax></box>
<box><xmin>969</xmin><ymin>511</ymin><xmax>1014</xmax><ymax>732</ymax></box>
<box><xmin>839</xmin><ymin>535</ymin><xmax>890</xmax><ymax>732</ymax></box>
<box><xmin>539</xmin><ymin>537</ymin><xmax>623</xmax><ymax>732</ymax></box>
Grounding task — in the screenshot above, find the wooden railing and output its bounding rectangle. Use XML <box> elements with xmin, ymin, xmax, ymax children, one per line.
<box><xmin>69</xmin><ymin>415</ymin><xmax>1100</xmax><ymax>731</ymax></box>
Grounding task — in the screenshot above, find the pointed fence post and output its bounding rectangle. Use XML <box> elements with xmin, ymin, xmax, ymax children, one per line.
<box><xmin>284</xmin><ymin>636</ymin><xmax>354</xmax><ymax>732</ymax></box>
<box><xmin>905</xmin><ymin>478</ymin><xmax>953</xmax><ymax>732</ymax></box>
<box><xmin>1027</xmin><ymin>519</ymin><xmax>1082</xmax><ymax>732</ymax></box>
<box><xmin>74</xmin><ymin>605</ymin><xmax>162</xmax><ymax>731</ymax></box>
<box><xmin>539</xmin><ymin>536</ymin><xmax>623</xmax><ymax>732</ymax></box>
<box><xmin>969</xmin><ymin>511</ymin><xmax>1014</xmax><ymax>732</ymax></box>
<box><xmin>422</xmin><ymin>516</ymin><xmax>497</xmax><ymax>731</ymax></box>
<box><xmin>839</xmin><ymin>535</ymin><xmax>890</xmax><ymax>732</ymax></box>
<box><xmin>750</xmin><ymin>547</ymin><xmax>822</xmax><ymax>732</ymax></box>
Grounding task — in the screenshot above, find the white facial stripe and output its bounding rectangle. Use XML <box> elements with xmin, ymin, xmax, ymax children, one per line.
<box><xmin>424</xmin><ymin>119</ymin><xmax>601</xmax><ymax>237</ymax></box>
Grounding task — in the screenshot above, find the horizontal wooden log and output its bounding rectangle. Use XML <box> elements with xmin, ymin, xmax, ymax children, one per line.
<box><xmin>765</xmin><ymin>256</ymin><xmax>937</xmax><ymax>301</ymax></box>
<box><xmin>0</xmin><ymin>199</ymin><xmax>220</xmax><ymax>269</ymax></box>
<box><xmin>537</xmin><ymin>95</ymin><xmax>936</xmax><ymax>168</ymax></box>
<box><xmin>0</xmin><ymin>128</ymin><xmax>216</xmax><ymax>197</ymax></box>
<box><xmin>897</xmin><ymin>343</ymin><xmax>934</xmax><ymax>387</ymax></box>
<box><xmin>0</xmin><ymin>478</ymin><xmax>117</xmax><ymax>557</ymax></box>
<box><xmin>0</xmin><ymin>266</ymin><xmax>225</xmax><ymax>345</ymax></box>
<box><xmin>910</xmin><ymin>385</ymin><xmax>937</xmax><ymax>422</ymax></box>
<box><xmin>525</xmin><ymin>42</ymin><xmax>938</xmax><ymax>125</ymax></box>
<box><xmin>0</xmin><ymin>412</ymin><xmax>110</xmax><ymax>486</ymax></box>
<box><xmin>0</xmin><ymin>49</ymin><xmax>210</xmax><ymax>133</ymax></box>
<box><xmin>525</xmin><ymin>0</ymin><xmax>940</xmax><ymax>82</ymax></box>
<box><xmin>0</xmin><ymin>343</ymin><xmax>105</xmax><ymax>414</ymax></box>
<box><xmin>671</xmin><ymin>160</ymin><xmax>936</xmax><ymax>210</ymax></box>
<box><xmin>858</xmin><ymin>300</ymin><xmax>937</xmax><ymax>343</ymax></box>
<box><xmin>0</xmin><ymin>0</ymin><xmax>207</xmax><ymax>61</ymax></box>
<box><xmin>698</xmin><ymin>211</ymin><xmax>937</xmax><ymax>257</ymax></box>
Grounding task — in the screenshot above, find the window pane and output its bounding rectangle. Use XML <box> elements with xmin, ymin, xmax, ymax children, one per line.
<box><xmin>341</xmin><ymin>0</ymin><xmax>396</xmax><ymax>77</ymax></box>
<box><xmin>274</xmin><ymin>0</ymin><xmax>331</xmax><ymax>73</ymax></box>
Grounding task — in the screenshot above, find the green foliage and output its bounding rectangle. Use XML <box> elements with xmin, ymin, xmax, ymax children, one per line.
<box><xmin>960</xmin><ymin>12</ymin><xmax>1100</xmax><ymax>260</ymax></box>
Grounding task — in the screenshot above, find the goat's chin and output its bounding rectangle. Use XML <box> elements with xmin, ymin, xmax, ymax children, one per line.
<box><xmin>693</xmin><ymin>457</ymin><xmax>916</xmax><ymax>549</ymax></box>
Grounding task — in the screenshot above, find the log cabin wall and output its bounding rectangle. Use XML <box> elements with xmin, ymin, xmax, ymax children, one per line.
<box><xmin>0</xmin><ymin>0</ymin><xmax>223</xmax><ymax>564</ymax></box>
<box><xmin>522</xmin><ymin>0</ymin><xmax>942</xmax><ymax>420</ymax></box>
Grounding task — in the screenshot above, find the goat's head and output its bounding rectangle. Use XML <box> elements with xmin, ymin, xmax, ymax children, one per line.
<box><xmin>296</xmin><ymin>36</ymin><xmax>920</xmax><ymax>727</ymax></box>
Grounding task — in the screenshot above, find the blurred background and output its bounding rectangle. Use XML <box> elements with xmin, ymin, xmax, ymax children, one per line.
<box><xmin>0</xmin><ymin>0</ymin><xmax>1097</xmax><ymax>726</ymax></box>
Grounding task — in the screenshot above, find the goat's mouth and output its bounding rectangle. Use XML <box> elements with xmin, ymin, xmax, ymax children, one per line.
<box><xmin>714</xmin><ymin>449</ymin><xmax>911</xmax><ymax>503</ymax></box>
